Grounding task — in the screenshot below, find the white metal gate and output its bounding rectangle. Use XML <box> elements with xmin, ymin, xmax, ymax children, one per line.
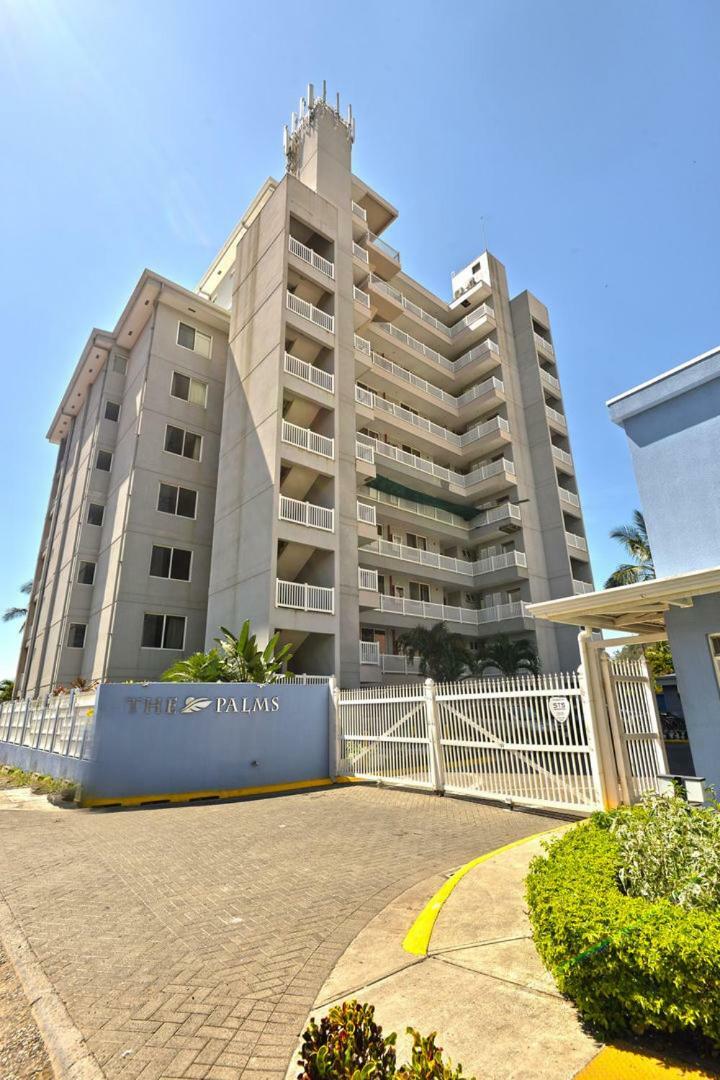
<box><xmin>335</xmin><ymin>684</ymin><xmax>436</xmax><ymax>789</ymax></box>
<box><xmin>601</xmin><ymin>656</ymin><xmax>668</xmax><ymax>803</ymax></box>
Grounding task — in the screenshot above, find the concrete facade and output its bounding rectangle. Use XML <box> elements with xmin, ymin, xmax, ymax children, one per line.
<box><xmin>17</xmin><ymin>87</ymin><xmax>592</xmax><ymax>695</ymax></box>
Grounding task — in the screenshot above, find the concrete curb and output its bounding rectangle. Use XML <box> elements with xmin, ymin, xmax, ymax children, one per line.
<box><xmin>0</xmin><ymin>895</ymin><xmax>104</xmax><ymax>1080</ymax></box>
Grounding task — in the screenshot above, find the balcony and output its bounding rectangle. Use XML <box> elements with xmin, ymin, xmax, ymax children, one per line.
<box><xmin>356</xmin><ymin>433</ymin><xmax>516</xmax><ymax>494</ymax></box>
<box><xmin>276</xmin><ymin>579</ymin><xmax>334</xmax><ymax>614</ymax></box>
<box><xmin>473</xmin><ymin>503</ymin><xmax>522</xmax><ymax>529</ymax></box>
<box><xmin>355</xmin><ymin>386</ymin><xmax>509</xmax><ymax>453</ymax></box>
<box><xmin>380</xmin><ymin>653</ymin><xmax>421</xmax><ymax>675</ymax></box>
<box><xmin>352</xmin><ymin>200</ymin><xmax>368</xmax><ymax>223</ymax></box>
<box><xmin>364</xmin><ymin>487</ymin><xmax>467</xmax><ymax>530</ymax></box>
<box><xmin>360</xmin><ymin>640</ymin><xmax>380</xmax><ymax>665</ymax></box>
<box><xmin>357</xmin><ymin>500</ymin><xmax>377</xmax><ymax>526</ymax></box>
<box><xmin>374</xmin><ymin>322</ymin><xmax>454</xmax><ymax>373</ymax></box>
<box><xmin>284</xmin><ymin>351</ymin><xmax>334</xmax><ymax>394</ymax></box>
<box><xmin>573</xmin><ymin>579</ymin><xmax>595</xmax><ymax>595</ymax></box>
<box><xmin>545</xmin><ymin>404</ymin><xmax>567</xmax><ymax>432</ymax></box>
<box><xmin>353</xmin><ymin>285</ymin><xmax>371</xmax><ymax>308</ymax></box>
<box><xmin>566</xmin><ymin>531</ymin><xmax>588</xmax><ymax>552</ymax></box>
<box><xmin>367</xmin><ymin>232</ymin><xmax>400</xmax><ymax>264</ymax></box>
<box><xmin>279</xmin><ymin>494</ymin><xmax>334</xmax><ymax>532</ymax></box>
<box><xmin>558</xmin><ymin>486</ymin><xmax>580</xmax><ymax>509</ymax></box>
<box><xmin>552</xmin><ymin>445</ymin><xmax>573</xmax><ymax>470</ymax></box>
<box><xmin>540</xmin><ymin>368</ymin><xmax>561</xmax><ymax>394</ymax></box>
<box><xmin>352</xmin><ymin>241</ymin><xmax>369</xmax><ymax>264</ymax></box>
<box><xmin>359</xmin><ymin>568</ymin><xmax>379</xmax><ymax>591</ymax></box>
<box><xmin>449</xmin><ymin>303</ymin><xmax>496</xmax><ymax>339</ymax></box>
<box><xmin>534</xmin><ymin>332</ymin><xmax>554</xmax><ymax>358</ymax></box>
<box><xmin>288</xmin><ymin>236</ymin><xmax>335</xmax><ymax>280</ymax></box>
<box><xmin>377</xmin><ymin>594</ymin><xmax>529</xmax><ymax>628</ymax></box>
<box><xmin>367</xmin><ymin>539</ymin><xmax>527</xmax><ymax>580</ymax></box>
<box><xmin>286</xmin><ymin>291</ymin><xmax>334</xmax><ymax>334</ymax></box>
<box><xmin>355</xmin><ymin>440</ymin><xmax>375</xmax><ymax>464</ymax></box>
<box><xmin>456</xmin><ymin>376</ymin><xmax>505</xmax><ymax>410</ymax></box>
<box><xmin>281</xmin><ymin>419</ymin><xmax>334</xmax><ymax>460</ymax></box>
<box><xmin>453</xmin><ymin>338</ymin><xmax>502</xmax><ymax>377</ymax></box>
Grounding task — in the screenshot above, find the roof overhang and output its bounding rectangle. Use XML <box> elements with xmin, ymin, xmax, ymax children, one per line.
<box><xmin>528</xmin><ymin>566</ymin><xmax>720</xmax><ymax>636</ymax></box>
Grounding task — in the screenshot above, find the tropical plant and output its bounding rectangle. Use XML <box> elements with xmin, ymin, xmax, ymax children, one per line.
<box><xmin>397</xmin><ymin>1030</ymin><xmax>466</xmax><ymax>1080</ymax></box>
<box><xmin>396</xmin><ymin>622</ymin><xmax>470</xmax><ymax>682</ymax></box>
<box><xmin>161</xmin><ymin>622</ymin><xmax>293</xmax><ymax>684</ymax></box>
<box><xmin>470</xmin><ymin>634</ymin><xmax>539</xmax><ymax>677</ymax></box>
<box><xmin>604</xmin><ymin>510</ymin><xmax>655</xmax><ymax>588</ymax></box>
<box><xmin>2</xmin><ymin>581</ymin><xmax>32</xmax><ymax>631</ymax></box>
<box><xmin>0</xmin><ymin>679</ymin><xmax>14</xmax><ymax>703</ymax></box>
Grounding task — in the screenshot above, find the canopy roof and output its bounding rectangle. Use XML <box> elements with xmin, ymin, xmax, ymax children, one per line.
<box><xmin>528</xmin><ymin>566</ymin><xmax>720</xmax><ymax>637</ymax></box>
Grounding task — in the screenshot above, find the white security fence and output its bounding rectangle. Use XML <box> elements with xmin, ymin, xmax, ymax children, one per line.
<box><xmin>0</xmin><ymin>692</ymin><xmax>94</xmax><ymax>761</ymax></box>
<box><xmin>334</xmin><ymin>657</ymin><xmax>666</xmax><ymax>814</ymax></box>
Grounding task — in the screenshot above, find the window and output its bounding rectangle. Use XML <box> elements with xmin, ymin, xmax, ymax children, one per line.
<box><xmin>177</xmin><ymin>321</ymin><xmax>211</xmax><ymax>359</ymax></box>
<box><xmin>141</xmin><ymin>613</ymin><xmax>186</xmax><ymax>650</ymax></box>
<box><xmin>406</xmin><ymin>534</ymin><xmax>427</xmax><ymax>551</ymax></box>
<box><xmin>67</xmin><ymin>623</ymin><xmax>86</xmax><ymax>649</ymax></box>
<box><xmin>87</xmin><ymin>503</ymin><xmax>105</xmax><ymax>526</ymax></box>
<box><xmin>409</xmin><ymin>582</ymin><xmax>430</xmax><ymax>602</ymax></box>
<box><xmin>709</xmin><ymin>636</ymin><xmax>720</xmax><ymax>689</ymax></box>
<box><xmin>77</xmin><ymin>561</ymin><xmax>96</xmax><ymax>585</ymax></box>
<box><xmin>164</xmin><ymin>424</ymin><xmax>202</xmax><ymax>461</ymax></box>
<box><xmin>171</xmin><ymin>371</ymin><xmax>208</xmax><ymax>407</ymax></box>
<box><xmin>104</xmin><ymin>400</ymin><xmax>121</xmax><ymax>422</ymax></box>
<box><xmin>112</xmin><ymin>354</ymin><xmax>128</xmax><ymax>375</ymax></box>
<box><xmin>96</xmin><ymin>449</ymin><xmax>113</xmax><ymax>471</ymax></box>
<box><xmin>149</xmin><ymin>545</ymin><xmax>192</xmax><ymax>581</ymax></box>
<box><xmin>157</xmin><ymin>483</ymin><xmax>197</xmax><ymax>518</ymax></box>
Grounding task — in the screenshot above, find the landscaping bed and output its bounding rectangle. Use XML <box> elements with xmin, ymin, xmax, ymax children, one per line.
<box><xmin>0</xmin><ymin>765</ymin><xmax>77</xmax><ymax>803</ymax></box>
<box><xmin>526</xmin><ymin>793</ymin><xmax>720</xmax><ymax>1050</ymax></box>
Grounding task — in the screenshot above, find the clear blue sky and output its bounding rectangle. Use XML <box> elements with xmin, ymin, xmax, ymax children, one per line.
<box><xmin>1</xmin><ymin>0</ymin><xmax>719</xmax><ymax>679</ymax></box>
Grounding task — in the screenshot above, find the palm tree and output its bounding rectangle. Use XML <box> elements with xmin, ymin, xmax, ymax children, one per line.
<box><xmin>396</xmin><ymin>621</ymin><xmax>470</xmax><ymax>682</ymax></box>
<box><xmin>471</xmin><ymin>634</ymin><xmax>539</xmax><ymax>677</ymax></box>
<box><xmin>0</xmin><ymin>679</ymin><xmax>14</xmax><ymax>703</ymax></box>
<box><xmin>3</xmin><ymin>581</ymin><xmax>32</xmax><ymax>630</ymax></box>
<box><xmin>604</xmin><ymin>510</ymin><xmax>655</xmax><ymax>588</ymax></box>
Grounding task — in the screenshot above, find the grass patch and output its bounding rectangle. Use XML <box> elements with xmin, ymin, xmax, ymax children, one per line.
<box><xmin>0</xmin><ymin>765</ymin><xmax>77</xmax><ymax>802</ymax></box>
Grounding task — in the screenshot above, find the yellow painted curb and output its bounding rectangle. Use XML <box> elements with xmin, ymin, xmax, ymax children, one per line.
<box><xmin>575</xmin><ymin>1044</ymin><xmax>718</xmax><ymax>1079</ymax></box>
<box><xmin>402</xmin><ymin>826</ymin><xmax>560</xmax><ymax>956</ymax></box>
<box><xmin>82</xmin><ymin>776</ymin><xmax>334</xmax><ymax>808</ymax></box>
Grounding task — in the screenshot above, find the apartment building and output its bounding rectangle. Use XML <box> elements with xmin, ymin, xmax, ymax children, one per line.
<box><xmin>17</xmin><ymin>86</ymin><xmax>592</xmax><ymax>695</ymax></box>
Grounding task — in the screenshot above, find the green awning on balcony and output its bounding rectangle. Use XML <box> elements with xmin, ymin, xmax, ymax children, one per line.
<box><xmin>367</xmin><ymin>475</ymin><xmax>479</xmax><ymax>521</ymax></box>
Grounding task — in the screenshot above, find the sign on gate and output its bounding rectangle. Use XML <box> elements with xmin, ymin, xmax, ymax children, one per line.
<box><xmin>547</xmin><ymin>696</ymin><xmax>571</xmax><ymax>724</ymax></box>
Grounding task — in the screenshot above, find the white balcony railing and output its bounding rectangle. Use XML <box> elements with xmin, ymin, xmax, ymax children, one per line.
<box><xmin>358</xmin><ymin>568</ymin><xmax>379</xmax><ymax>591</ymax></box>
<box><xmin>284</xmin><ymin>352</ymin><xmax>334</xmax><ymax>393</ymax></box>
<box><xmin>453</xmin><ymin>338</ymin><xmax>501</xmax><ymax>374</ymax></box>
<box><xmin>355</xmin><ymin>385</ymin><xmax>509</xmax><ymax>451</ymax></box>
<box><xmin>378</xmin><ymin>594</ymin><xmax>529</xmax><ymax>627</ymax></box>
<box><xmin>281</xmin><ymin>419</ymin><xmax>334</xmax><ymax>459</ymax></box>
<box><xmin>540</xmin><ymin>368</ymin><xmax>561</xmax><ymax>393</ymax></box>
<box><xmin>369</xmin><ymin>275</ymin><xmax>493</xmax><ymax>339</ymax></box>
<box><xmin>558</xmin><ymin>486</ymin><xmax>580</xmax><ymax>508</ymax></box>
<box><xmin>573</xmin><ymin>579</ymin><xmax>595</xmax><ymax>594</ymax></box>
<box><xmin>381</xmin><ymin>653</ymin><xmax>422</xmax><ymax>674</ymax></box>
<box><xmin>375</xmin><ymin>322</ymin><xmax>454</xmax><ymax>372</ymax></box>
<box><xmin>460</xmin><ymin>415</ymin><xmax>510</xmax><ymax>447</ymax></box>
<box><xmin>354</xmin><ymin>333</ymin><xmax>372</xmax><ymax>356</ymax></box>
<box><xmin>364</xmin><ymin>487</ymin><xmax>467</xmax><ymax>529</ymax></box>
<box><xmin>367</xmin><ymin>539</ymin><xmax>527</xmax><ymax>579</ymax></box>
<box><xmin>449</xmin><ymin>303</ymin><xmax>496</xmax><ymax>338</ymax></box>
<box><xmin>367</xmin><ymin>232</ymin><xmax>401</xmax><ymax>263</ymax></box>
<box><xmin>566</xmin><ymin>531</ymin><xmax>588</xmax><ymax>552</ymax></box>
<box><xmin>356</xmin><ymin>434</ymin><xmax>516</xmax><ymax>490</ymax></box>
<box><xmin>352</xmin><ymin>200</ymin><xmax>368</xmax><ymax>222</ymax></box>
<box><xmin>353</xmin><ymin>285</ymin><xmax>371</xmax><ymax>308</ymax></box>
<box><xmin>286</xmin><ymin>291</ymin><xmax>334</xmax><ymax>334</ymax></box>
<box><xmin>276</xmin><ymin>578</ymin><xmax>334</xmax><ymax>614</ymax></box>
<box><xmin>473</xmin><ymin>502</ymin><xmax>522</xmax><ymax>528</ymax></box>
<box><xmin>545</xmin><ymin>404</ymin><xmax>567</xmax><ymax>429</ymax></box>
<box><xmin>288</xmin><ymin>236</ymin><xmax>335</xmax><ymax>279</ymax></box>
<box><xmin>352</xmin><ymin>241</ymin><xmax>369</xmax><ymax>263</ymax></box>
<box><xmin>357</xmin><ymin>500</ymin><xmax>377</xmax><ymax>526</ymax></box>
<box><xmin>456</xmin><ymin>376</ymin><xmax>505</xmax><ymax>409</ymax></box>
<box><xmin>279</xmin><ymin>494</ymin><xmax>334</xmax><ymax>532</ymax></box>
<box><xmin>534</xmin><ymin>332</ymin><xmax>554</xmax><ymax>356</ymax></box>
<box><xmin>355</xmin><ymin>440</ymin><xmax>375</xmax><ymax>464</ymax></box>
<box><xmin>552</xmin><ymin>445</ymin><xmax>573</xmax><ymax>468</ymax></box>
<box><xmin>360</xmin><ymin>641</ymin><xmax>380</xmax><ymax>665</ymax></box>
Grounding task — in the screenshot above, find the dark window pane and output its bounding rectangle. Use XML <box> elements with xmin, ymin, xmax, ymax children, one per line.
<box><xmin>87</xmin><ymin>503</ymin><xmax>104</xmax><ymax>526</ymax></box>
<box><xmin>157</xmin><ymin>483</ymin><xmax>177</xmax><ymax>514</ymax></box>
<box><xmin>113</xmin><ymin>355</ymin><xmax>128</xmax><ymax>375</ymax></box>
<box><xmin>176</xmin><ymin>487</ymin><xmax>197</xmax><ymax>518</ymax></box>
<box><xmin>149</xmin><ymin>545</ymin><xmax>171</xmax><ymax>578</ymax></box>
<box><xmin>163</xmin><ymin>616</ymin><xmax>185</xmax><ymax>650</ymax></box>
<box><xmin>170</xmin><ymin>549</ymin><xmax>192</xmax><ymax>581</ymax></box>
<box><xmin>104</xmin><ymin>400</ymin><xmax>120</xmax><ymax>421</ymax></box>
<box><xmin>171</xmin><ymin>372</ymin><xmax>190</xmax><ymax>400</ymax></box>
<box><xmin>77</xmin><ymin>561</ymin><xmax>95</xmax><ymax>585</ymax></box>
<box><xmin>68</xmin><ymin>623</ymin><xmax>86</xmax><ymax>648</ymax></box>
<box><xmin>164</xmin><ymin>426</ymin><xmax>184</xmax><ymax>455</ymax></box>
<box><xmin>96</xmin><ymin>449</ymin><xmax>112</xmax><ymax>471</ymax></box>
<box><xmin>183</xmin><ymin>431</ymin><xmax>201</xmax><ymax>460</ymax></box>
<box><xmin>142</xmin><ymin>613</ymin><xmax>164</xmax><ymax>648</ymax></box>
<box><xmin>177</xmin><ymin>323</ymin><xmax>195</xmax><ymax>350</ymax></box>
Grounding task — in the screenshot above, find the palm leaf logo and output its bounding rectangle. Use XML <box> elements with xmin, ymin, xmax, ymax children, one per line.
<box><xmin>181</xmin><ymin>697</ymin><xmax>212</xmax><ymax>714</ymax></box>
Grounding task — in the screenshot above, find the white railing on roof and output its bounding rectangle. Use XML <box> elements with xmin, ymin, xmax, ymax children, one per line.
<box><xmin>352</xmin><ymin>201</ymin><xmax>368</xmax><ymax>222</ymax></box>
<box><xmin>573</xmin><ymin>579</ymin><xmax>595</xmax><ymax>594</ymax></box>
<box><xmin>358</xmin><ymin>568</ymin><xmax>379</xmax><ymax>591</ymax></box>
<box><xmin>357</xmin><ymin>500</ymin><xmax>377</xmax><ymax>525</ymax></box>
<box><xmin>552</xmin><ymin>445</ymin><xmax>573</xmax><ymax>468</ymax></box>
<box><xmin>367</xmin><ymin>232</ymin><xmax>401</xmax><ymax>263</ymax></box>
<box><xmin>558</xmin><ymin>486</ymin><xmax>580</xmax><ymax>508</ymax></box>
<box><xmin>276</xmin><ymin>579</ymin><xmax>334</xmax><ymax>614</ymax></box>
<box><xmin>367</xmin><ymin>539</ymin><xmax>526</xmax><ymax>579</ymax></box>
<box><xmin>360</xmin><ymin>641</ymin><xmax>380</xmax><ymax>665</ymax></box>
<box><xmin>453</xmin><ymin>338</ymin><xmax>501</xmax><ymax>373</ymax></box>
<box><xmin>352</xmin><ymin>241</ymin><xmax>369</xmax><ymax>263</ymax></box>
<box><xmin>287</xmin><ymin>291</ymin><xmax>334</xmax><ymax>333</ymax></box>
<box><xmin>378</xmin><ymin>594</ymin><xmax>529</xmax><ymax>627</ymax></box>
<box><xmin>566</xmin><ymin>531</ymin><xmax>588</xmax><ymax>552</ymax></box>
<box><xmin>284</xmin><ymin>352</ymin><xmax>334</xmax><ymax>393</ymax></box>
<box><xmin>279</xmin><ymin>494</ymin><xmax>334</xmax><ymax>532</ymax></box>
<box><xmin>534</xmin><ymin>332</ymin><xmax>554</xmax><ymax>356</ymax></box>
<box><xmin>545</xmin><ymin>404</ymin><xmax>567</xmax><ymax>428</ymax></box>
<box><xmin>540</xmin><ymin>368</ymin><xmax>561</xmax><ymax>393</ymax></box>
<box><xmin>281</xmin><ymin>419</ymin><xmax>334</xmax><ymax>459</ymax></box>
<box><xmin>288</xmin><ymin>236</ymin><xmax>335</xmax><ymax>279</ymax></box>
<box><xmin>355</xmin><ymin>440</ymin><xmax>375</xmax><ymax>464</ymax></box>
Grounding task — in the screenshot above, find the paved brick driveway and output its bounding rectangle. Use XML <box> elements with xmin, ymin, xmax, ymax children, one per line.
<box><xmin>0</xmin><ymin>786</ymin><xmax>562</xmax><ymax>1080</ymax></box>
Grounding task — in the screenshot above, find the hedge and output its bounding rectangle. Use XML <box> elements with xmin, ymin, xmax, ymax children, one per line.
<box><xmin>525</xmin><ymin>819</ymin><xmax>720</xmax><ymax>1046</ymax></box>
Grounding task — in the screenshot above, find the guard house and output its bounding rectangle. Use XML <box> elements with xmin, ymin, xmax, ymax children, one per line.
<box><xmin>529</xmin><ymin>346</ymin><xmax>720</xmax><ymax>795</ymax></box>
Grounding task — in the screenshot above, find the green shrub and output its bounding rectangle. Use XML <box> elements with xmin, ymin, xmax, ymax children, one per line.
<box><xmin>297</xmin><ymin>1002</ymin><xmax>470</xmax><ymax>1080</ymax></box>
<box><xmin>526</xmin><ymin>818</ymin><xmax>720</xmax><ymax>1046</ymax></box>
<box><xmin>610</xmin><ymin>791</ymin><xmax>720</xmax><ymax>911</ymax></box>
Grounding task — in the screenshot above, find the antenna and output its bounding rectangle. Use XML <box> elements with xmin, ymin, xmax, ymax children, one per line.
<box><xmin>308</xmin><ymin>83</ymin><xmax>314</xmax><ymax>107</ymax></box>
<box><xmin>322</xmin><ymin>80</ymin><xmax>327</xmax><ymax>102</ymax></box>
<box><xmin>336</xmin><ymin>91</ymin><xmax>340</xmax><ymax>114</ymax></box>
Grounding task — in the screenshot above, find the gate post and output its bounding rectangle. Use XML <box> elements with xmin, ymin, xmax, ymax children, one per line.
<box><xmin>577</xmin><ymin>630</ymin><xmax>622</xmax><ymax>809</ymax></box>
<box><xmin>424</xmin><ymin>679</ymin><xmax>445</xmax><ymax>794</ymax></box>
<box><xmin>328</xmin><ymin>676</ymin><xmax>340</xmax><ymax>781</ymax></box>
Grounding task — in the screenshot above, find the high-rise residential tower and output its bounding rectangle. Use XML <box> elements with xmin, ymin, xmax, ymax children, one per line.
<box><xmin>17</xmin><ymin>87</ymin><xmax>592</xmax><ymax>696</ymax></box>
